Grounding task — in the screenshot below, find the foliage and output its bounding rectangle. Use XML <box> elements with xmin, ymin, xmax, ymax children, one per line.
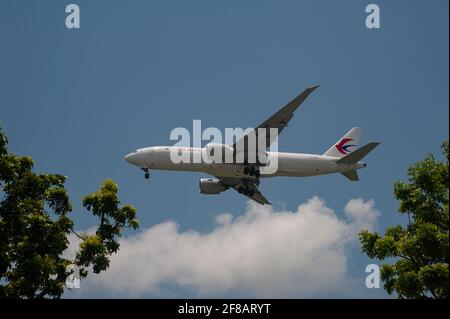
<box><xmin>0</xmin><ymin>126</ymin><xmax>139</xmax><ymax>298</ymax></box>
<box><xmin>360</xmin><ymin>141</ymin><xmax>449</xmax><ymax>299</ymax></box>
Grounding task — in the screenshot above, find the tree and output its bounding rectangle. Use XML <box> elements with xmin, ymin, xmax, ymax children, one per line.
<box><xmin>360</xmin><ymin>141</ymin><xmax>449</xmax><ymax>299</ymax></box>
<box><xmin>0</xmin><ymin>126</ymin><xmax>139</xmax><ymax>298</ymax></box>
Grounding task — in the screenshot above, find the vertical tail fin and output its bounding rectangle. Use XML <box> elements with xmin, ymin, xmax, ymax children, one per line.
<box><xmin>323</xmin><ymin>127</ymin><xmax>362</xmax><ymax>158</ymax></box>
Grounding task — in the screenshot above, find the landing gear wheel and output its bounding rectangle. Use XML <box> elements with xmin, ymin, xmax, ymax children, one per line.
<box><xmin>142</xmin><ymin>167</ymin><xmax>150</xmax><ymax>179</ymax></box>
<box><xmin>243</xmin><ymin>167</ymin><xmax>250</xmax><ymax>175</ymax></box>
<box><xmin>255</xmin><ymin>170</ymin><xmax>260</xmax><ymax>178</ymax></box>
<box><xmin>249</xmin><ymin>167</ymin><xmax>256</xmax><ymax>176</ymax></box>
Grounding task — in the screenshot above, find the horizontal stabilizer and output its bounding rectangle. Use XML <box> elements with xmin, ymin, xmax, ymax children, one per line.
<box><xmin>341</xmin><ymin>170</ymin><xmax>359</xmax><ymax>181</ymax></box>
<box><xmin>337</xmin><ymin>142</ymin><xmax>380</xmax><ymax>164</ymax></box>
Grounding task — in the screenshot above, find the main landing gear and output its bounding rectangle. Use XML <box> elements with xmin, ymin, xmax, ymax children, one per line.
<box><xmin>142</xmin><ymin>167</ymin><xmax>150</xmax><ymax>179</ymax></box>
<box><xmin>238</xmin><ymin>186</ymin><xmax>255</xmax><ymax>197</ymax></box>
<box><xmin>243</xmin><ymin>166</ymin><xmax>260</xmax><ymax>178</ymax></box>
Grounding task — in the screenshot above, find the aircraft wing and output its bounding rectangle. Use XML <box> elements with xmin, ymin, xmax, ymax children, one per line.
<box><xmin>233</xmin><ymin>85</ymin><xmax>319</xmax><ymax>151</ymax></box>
<box><xmin>217</xmin><ymin>177</ymin><xmax>272</xmax><ymax>205</ymax></box>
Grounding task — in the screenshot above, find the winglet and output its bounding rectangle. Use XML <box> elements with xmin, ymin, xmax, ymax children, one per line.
<box><xmin>278</xmin><ymin>85</ymin><xmax>320</xmax><ymax>115</ymax></box>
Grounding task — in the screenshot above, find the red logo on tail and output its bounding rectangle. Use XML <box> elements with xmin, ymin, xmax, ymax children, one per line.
<box><xmin>335</xmin><ymin>138</ymin><xmax>356</xmax><ymax>155</ymax></box>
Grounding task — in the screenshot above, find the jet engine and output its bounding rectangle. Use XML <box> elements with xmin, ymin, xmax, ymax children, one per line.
<box><xmin>199</xmin><ymin>178</ymin><xmax>228</xmax><ymax>194</ymax></box>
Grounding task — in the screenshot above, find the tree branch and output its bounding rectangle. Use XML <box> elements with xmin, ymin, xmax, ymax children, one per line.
<box><xmin>70</xmin><ymin>229</ymin><xmax>85</xmax><ymax>241</ymax></box>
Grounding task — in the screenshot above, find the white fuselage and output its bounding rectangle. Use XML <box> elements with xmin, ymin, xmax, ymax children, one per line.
<box><xmin>124</xmin><ymin>146</ymin><xmax>366</xmax><ymax>178</ymax></box>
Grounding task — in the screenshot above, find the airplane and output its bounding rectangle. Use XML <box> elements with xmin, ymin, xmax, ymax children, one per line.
<box><xmin>124</xmin><ymin>85</ymin><xmax>379</xmax><ymax>205</ymax></box>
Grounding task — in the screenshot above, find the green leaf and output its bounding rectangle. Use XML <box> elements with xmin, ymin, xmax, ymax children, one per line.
<box><xmin>359</xmin><ymin>140</ymin><xmax>449</xmax><ymax>299</ymax></box>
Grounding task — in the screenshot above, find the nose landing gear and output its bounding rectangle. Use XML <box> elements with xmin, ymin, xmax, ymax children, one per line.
<box><xmin>141</xmin><ymin>167</ymin><xmax>150</xmax><ymax>179</ymax></box>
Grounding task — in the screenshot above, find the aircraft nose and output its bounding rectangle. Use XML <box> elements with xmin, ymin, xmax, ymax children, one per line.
<box><xmin>124</xmin><ymin>152</ymin><xmax>138</xmax><ymax>165</ymax></box>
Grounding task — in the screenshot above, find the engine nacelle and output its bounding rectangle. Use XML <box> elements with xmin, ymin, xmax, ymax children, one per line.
<box><xmin>205</xmin><ymin>143</ymin><xmax>234</xmax><ymax>163</ymax></box>
<box><xmin>199</xmin><ymin>178</ymin><xmax>227</xmax><ymax>194</ymax></box>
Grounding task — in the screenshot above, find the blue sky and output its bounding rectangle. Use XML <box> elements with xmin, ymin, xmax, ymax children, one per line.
<box><xmin>0</xmin><ymin>0</ymin><xmax>448</xmax><ymax>298</ymax></box>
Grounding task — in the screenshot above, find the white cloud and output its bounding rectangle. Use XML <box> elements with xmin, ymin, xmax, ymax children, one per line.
<box><xmin>344</xmin><ymin>198</ymin><xmax>380</xmax><ymax>232</ymax></box>
<box><xmin>70</xmin><ymin>197</ymin><xmax>380</xmax><ymax>298</ymax></box>
<box><xmin>62</xmin><ymin>226</ymin><xmax>97</xmax><ymax>262</ymax></box>
<box><xmin>215</xmin><ymin>212</ymin><xmax>234</xmax><ymax>226</ymax></box>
